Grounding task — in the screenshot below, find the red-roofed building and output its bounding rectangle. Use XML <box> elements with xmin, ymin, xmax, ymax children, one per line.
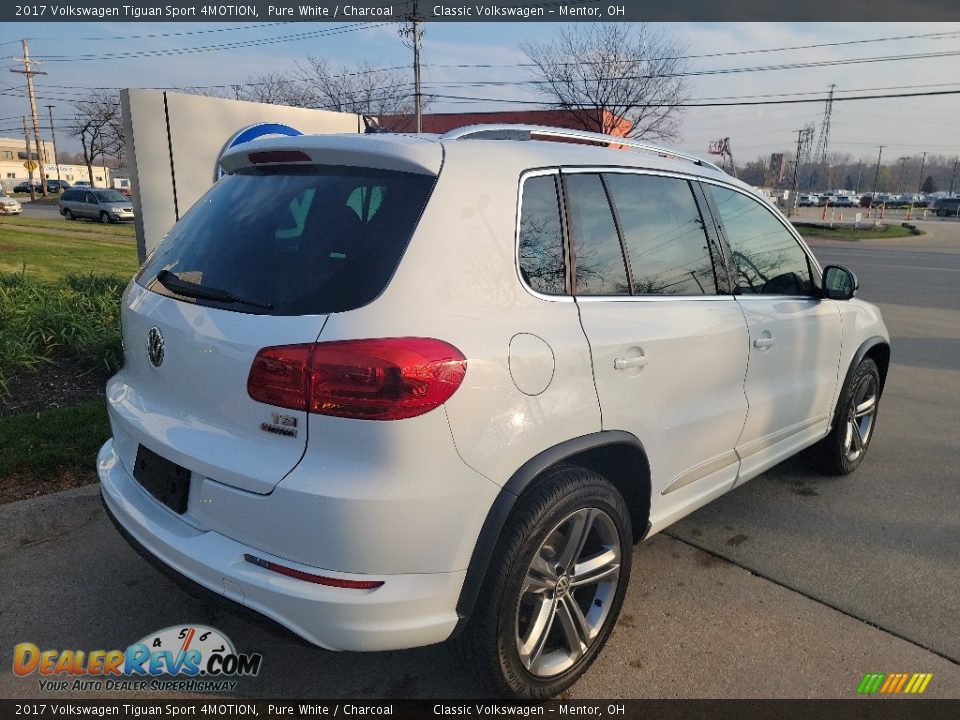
<box><xmin>378</xmin><ymin>109</ymin><xmax>632</xmax><ymax>137</ymax></box>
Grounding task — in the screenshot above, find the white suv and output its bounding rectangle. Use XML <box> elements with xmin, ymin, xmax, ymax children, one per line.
<box><xmin>99</xmin><ymin>125</ymin><xmax>889</xmax><ymax>697</ymax></box>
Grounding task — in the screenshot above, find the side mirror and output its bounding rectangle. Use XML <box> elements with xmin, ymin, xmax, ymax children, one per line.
<box><xmin>821</xmin><ymin>265</ymin><xmax>858</xmax><ymax>300</ymax></box>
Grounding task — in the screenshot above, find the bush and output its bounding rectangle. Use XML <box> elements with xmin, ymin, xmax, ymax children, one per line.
<box><xmin>0</xmin><ymin>270</ymin><xmax>126</xmax><ymax>395</ymax></box>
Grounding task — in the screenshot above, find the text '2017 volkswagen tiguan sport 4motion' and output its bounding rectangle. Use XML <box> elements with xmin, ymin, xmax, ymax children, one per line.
<box><xmin>99</xmin><ymin>125</ymin><xmax>889</xmax><ymax>697</ymax></box>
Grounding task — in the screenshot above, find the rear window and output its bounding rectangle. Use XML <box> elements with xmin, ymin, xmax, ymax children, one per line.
<box><xmin>137</xmin><ymin>166</ymin><xmax>435</xmax><ymax>315</ymax></box>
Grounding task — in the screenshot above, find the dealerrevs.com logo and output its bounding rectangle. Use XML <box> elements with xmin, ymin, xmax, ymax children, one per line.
<box><xmin>12</xmin><ymin>625</ymin><xmax>263</xmax><ymax>693</ymax></box>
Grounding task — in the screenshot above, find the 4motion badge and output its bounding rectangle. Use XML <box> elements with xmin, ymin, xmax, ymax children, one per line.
<box><xmin>261</xmin><ymin>412</ymin><xmax>297</xmax><ymax>438</ymax></box>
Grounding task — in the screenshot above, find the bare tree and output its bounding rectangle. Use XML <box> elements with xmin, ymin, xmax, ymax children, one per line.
<box><xmin>239</xmin><ymin>71</ymin><xmax>316</xmax><ymax>107</ymax></box>
<box><xmin>296</xmin><ymin>57</ymin><xmax>420</xmax><ymax>117</ymax></box>
<box><xmin>69</xmin><ymin>90</ymin><xmax>120</xmax><ymax>183</ymax></box>
<box><xmin>521</xmin><ymin>24</ymin><xmax>688</xmax><ymax>140</ymax></box>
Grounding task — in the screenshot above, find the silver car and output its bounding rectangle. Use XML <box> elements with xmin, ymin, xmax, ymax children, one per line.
<box><xmin>59</xmin><ymin>187</ymin><xmax>134</xmax><ymax>223</ymax></box>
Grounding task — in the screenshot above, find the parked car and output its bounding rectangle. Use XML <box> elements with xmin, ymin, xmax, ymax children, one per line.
<box><xmin>829</xmin><ymin>195</ymin><xmax>856</xmax><ymax>208</ymax></box>
<box><xmin>98</xmin><ymin>126</ymin><xmax>890</xmax><ymax>698</ymax></box>
<box><xmin>46</xmin><ymin>179</ymin><xmax>71</xmax><ymax>193</ymax></box>
<box><xmin>0</xmin><ymin>189</ymin><xmax>22</xmax><ymax>215</ymax></box>
<box><xmin>798</xmin><ymin>194</ymin><xmax>819</xmax><ymax>207</ymax></box>
<box><xmin>73</xmin><ymin>180</ymin><xmax>92</xmax><ymax>188</ymax></box>
<box><xmin>59</xmin><ymin>187</ymin><xmax>135</xmax><ymax>223</ymax></box>
<box><xmin>930</xmin><ymin>197</ymin><xmax>960</xmax><ymax>216</ymax></box>
<box><xmin>12</xmin><ymin>181</ymin><xmax>41</xmax><ymax>194</ymax></box>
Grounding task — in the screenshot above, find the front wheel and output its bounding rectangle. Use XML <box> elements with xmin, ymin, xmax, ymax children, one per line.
<box><xmin>455</xmin><ymin>465</ymin><xmax>632</xmax><ymax>698</ymax></box>
<box><xmin>63</xmin><ymin>209</ymin><xmax>74</xmax><ymax>220</ymax></box>
<box><xmin>99</xmin><ymin>211</ymin><xmax>112</xmax><ymax>224</ymax></box>
<box><xmin>814</xmin><ymin>357</ymin><xmax>881</xmax><ymax>475</ymax></box>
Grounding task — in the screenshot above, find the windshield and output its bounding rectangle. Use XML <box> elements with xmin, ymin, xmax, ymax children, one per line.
<box><xmin>138</xmin><ymin>165</ymin><xmax>435</xmax><ymax>316</ymax></box>
<box><xmin>95</xmin><ymin>190</ymin><xmax>128</xmax><ymax>203</ymax></box>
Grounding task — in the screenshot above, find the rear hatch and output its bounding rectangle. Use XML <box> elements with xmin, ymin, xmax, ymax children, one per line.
<box><xmin>110</xmin><ymin>142</ymin><xmax>439</xmax><ymax>495</ymax></box>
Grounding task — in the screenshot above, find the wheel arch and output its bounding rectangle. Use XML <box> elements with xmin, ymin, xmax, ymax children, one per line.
<box><xmin>849</xmin><ymin>335</ymin><xmax>890</xmax><ymax>397</ymax></box>
<box><xmin>452</xmin><ymin>431</ymin><xmax>652</xmax><ymax>637</ymax></box>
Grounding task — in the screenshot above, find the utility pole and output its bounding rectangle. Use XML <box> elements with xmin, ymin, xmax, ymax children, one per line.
<box><xmin>855</xmin><ymin>160</ymin><xmax>862</xmax><ymax>194</ymax></box>
<box><xmin>22</xmin><ymin>115</ymin><xmax>36</xmax><ymax>202</ymax></box>
<box><xmin>896</xmin><ymin>157</ymin><xmax>906</xmax><ymax>195</ymax></box>
<box><xmin>950</xmin><ymin>156</ymin><xmax>958</xmax><ymax>195</ymax></box>
<box><xmin>399</xmin><ymin>0</ymin><xmax>424</xmax><ymax>132</ymax></box>
<box><xmin>789</xmin><ymin>128</ymin><xmax>804</xmax><ymax>217</ymax></box>
<box><xmin>917</xmin><ymin>151</ymin><xmax>927</xmax><ymax>194</ymax></box>
<box><xmin>231</xmin><ymin>84</ymin><xmax>242</xmax><ymax>100</ymax></box>
<box><xmin>11</xmin><ymin>39</ymin><xmax>49</xmax><ymax>198</ymax></box>
<box><xmin>45</xmin><ymin>105</ymin><xmax>62</xmax><ymax>188</ymax></box>
<box><xmin>872</xmin><ymin>145</ymin><xmax>885</xmax><ymax>200</ymax></box>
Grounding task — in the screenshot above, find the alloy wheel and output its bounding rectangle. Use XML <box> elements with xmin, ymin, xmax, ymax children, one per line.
<box><xmin>514</xmin><ymin>507</ymin><xmax>622</xmax><ymax>678</ymax></box>
<box><xmin>844</xmin><ymin>373</ymin><xmax>878</xmax><ymax>462</ymax></box>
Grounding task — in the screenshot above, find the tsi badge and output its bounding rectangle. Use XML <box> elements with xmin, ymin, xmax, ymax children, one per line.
<box><xmin>13</xmin><ymin>625</ymin><xmax>263</xmax><ymax>692</ymax></box>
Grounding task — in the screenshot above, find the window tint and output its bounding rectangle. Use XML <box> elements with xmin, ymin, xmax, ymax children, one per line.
<box><xmin>565</xmin><ymin>174</ymin><xmax>629</xmax><ymax>295</ymax></box>
<box><xmin>138</xmin><ymin>166</ymin><xmax>434</xmax><ymax>315</ymax></box>
<box><xmin>709</xmin><ymin>185</ymin><xmax>813</xmax><ymax>296</ymax></box>
<box><xmin>604</xmin><ymin>174</ymin><xmax>716</xmax><ymax>295</ymax></box>
<box><xmin>518</xmin><ymin>175</ymin><xmax>566</xmax><ymax>295</ymax></box>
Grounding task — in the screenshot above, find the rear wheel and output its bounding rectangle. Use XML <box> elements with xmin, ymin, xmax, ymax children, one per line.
<box><xmin>455</xmin><ymin>465</ymin><xmax>632</xmax><ymax>698</ymax></box>
<box><xmin>63</xmin><ymin>209</ymin><xmax>73</xmax><ymax>220</ymax></box>
<box><xmin>100</xmin><ymin>211</ymin><xmax>111</xmax><ymax>224</ymax></box>
<box><xmin>814</xmin><ymin>357</ymin><xmax>881</xmax><ymax>475</ymax></box>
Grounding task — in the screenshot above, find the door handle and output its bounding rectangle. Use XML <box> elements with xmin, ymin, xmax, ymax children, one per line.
<box><xmin>614</xmin><ymin>355</ymin><xmax>648</xmax><ymax>371</ymax></box>
<box><xmin>753</xmin><ymin>336</ymin><xmax>775</xmax><ymax>349</ymax></box>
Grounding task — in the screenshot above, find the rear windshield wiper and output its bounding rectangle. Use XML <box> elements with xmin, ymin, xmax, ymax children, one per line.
<box><xmin>155</xmin><ymin>269</ymin><xmax>273</xmax><ymax>310</ymax></box>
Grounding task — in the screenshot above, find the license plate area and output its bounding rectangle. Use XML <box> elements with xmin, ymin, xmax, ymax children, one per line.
<box><xmin>133</xmin><ymin>445</ymin><xmax>191</xmax><ymax>514</ymax></box>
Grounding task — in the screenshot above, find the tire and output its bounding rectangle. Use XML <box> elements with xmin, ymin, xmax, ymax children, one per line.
<box><xmin>63</xmin><ymin>209</ymin><xmax>73</xmax><ymax>221</ymax></box>
<box><xmin>100</xmin><ymin>211</ymin><xmax>112</xmax><ymax>224</ymax></box>
<box><xmin>814</xmin><ymin>357</ymin><xmax>881</xmax><ymax>475</ymax></box>
<box><xmin>454</xmin><ymin>465</ymin><xmax>632</xmax><ymax>698</ymax></box>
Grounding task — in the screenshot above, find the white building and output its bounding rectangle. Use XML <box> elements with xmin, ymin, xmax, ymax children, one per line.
<box><xmin>0</xmin><ymin>136</ymin><xmax>110</xmax><ymax>189</ymax></box>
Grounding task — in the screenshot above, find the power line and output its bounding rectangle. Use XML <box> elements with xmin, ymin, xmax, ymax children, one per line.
<box><xmin>34</xmin><ymin>22</ymin><xmax>394</xmax><ymax>62</ymax></box>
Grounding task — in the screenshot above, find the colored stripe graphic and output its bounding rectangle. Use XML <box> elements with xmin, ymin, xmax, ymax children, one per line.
<box><xmin>858</xmin><ymin>672</ymin><xmax>932</xmax><ymax>694</ymax></box>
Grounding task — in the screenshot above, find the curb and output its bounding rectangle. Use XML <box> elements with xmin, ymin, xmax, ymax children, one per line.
<box><xmin>0</xmin><ymin>483</ymin><xmax>102</xmax><ymax>553</ymax></box>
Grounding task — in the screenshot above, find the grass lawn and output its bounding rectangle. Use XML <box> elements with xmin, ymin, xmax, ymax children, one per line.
<box><xmin>0</xmin><ymin>400</ymin><xmax>110</xmax><ymax>504</ymax></box>
<box><xmin>0</xmin><ymin>225</ymin><xmax>139</xmax><ymax>283</ymax></box>
<box><xmin>1</xmin><ymin>214</ymin><xmax>136</xmax><ymax>238</ymax></box>
<box><xmin>793</xmin><ymin>222</ymin><xmax>920</xmax><ymax>240</ymax></box>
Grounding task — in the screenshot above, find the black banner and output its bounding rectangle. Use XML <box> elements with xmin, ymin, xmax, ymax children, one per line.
<box><xmin>4</xmin><ymin>0</ymin><xmax>960</xmax><ymax>23</ymax></box>
<box><xmin>3</xmin><ymin>700</ymin><xmax>960</xmax><ymax>720</ymax></box>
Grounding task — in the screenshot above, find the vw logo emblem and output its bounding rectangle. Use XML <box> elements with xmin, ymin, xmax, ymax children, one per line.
<box><xmin>147</xmin><ymin>327</ymin><xmax>165</xmax><ymax>368</ymax></box>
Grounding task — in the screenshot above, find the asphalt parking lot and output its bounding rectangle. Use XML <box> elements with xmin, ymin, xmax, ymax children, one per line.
<box><xmin>1</xmin><ymin>217</ymin><xmax>958</xmax><ymax>700</ymax></box>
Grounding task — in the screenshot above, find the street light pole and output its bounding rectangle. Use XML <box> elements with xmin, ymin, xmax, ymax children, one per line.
<box><xmin>788</xmin><ymin>129</ymin><xmax>803</xmax><ymax>217</ymax></box>
<box><xmin>917</xmin><ymin>151</ymin><xmax>927</xmax><ymax>194</ymax></box>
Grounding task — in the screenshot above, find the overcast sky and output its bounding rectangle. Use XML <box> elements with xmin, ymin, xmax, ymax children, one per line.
<box><xmin>2</xmin><ymin>21</ymin><xmax>959</xmax><ymax>164</ymax></box>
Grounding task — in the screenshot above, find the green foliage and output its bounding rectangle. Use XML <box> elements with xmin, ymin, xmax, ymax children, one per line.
<box><xmin>0</xmin><ymin>399</ymin><xmax>110</xmax><ymax>481</ymax></box>
<box><xmin>0</xmin><ymin>270</ymin><xmax>126</xmax><ymax>395</ymax></box>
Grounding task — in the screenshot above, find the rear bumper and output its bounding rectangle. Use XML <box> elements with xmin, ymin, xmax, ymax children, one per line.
<box><xmin>98</xmin><ymin>439</ymin><xmax>465</xmax><ymax>652</ymax></box>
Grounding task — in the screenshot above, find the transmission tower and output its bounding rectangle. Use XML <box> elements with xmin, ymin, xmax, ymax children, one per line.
<box><xmin>812</xmin><ymin>84</ymin><xmax>836</xmax><ymax>190</ymax></box>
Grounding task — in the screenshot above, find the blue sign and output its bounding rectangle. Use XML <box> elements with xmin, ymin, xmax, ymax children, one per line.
<box><xmin>215</xmin><ymin>122</ymin><xmax>303</xmax><ymax>179</ymax></box>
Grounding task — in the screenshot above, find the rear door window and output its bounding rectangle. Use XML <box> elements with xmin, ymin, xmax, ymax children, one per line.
<box><xmin>564</xmin><ymin>174</ymin><xmax>630</xmax><ymax>296</ymax></box>
<box><xmin>138</xmin><ymin>166</ymin><xmax>435</xmax><ymax>315</ymax></box>
<box><xmin>603</xmin><ymin>173</ymin><xmax>717</xmax><ymax>295</ymax></box>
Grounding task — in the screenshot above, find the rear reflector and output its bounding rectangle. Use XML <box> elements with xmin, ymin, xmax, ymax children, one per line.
<box><xmin>248</xmin><ymin>337</ymin><xmax>466</xmax><ymax>421</ymax></box>
<box><xmin>248</xmin><ymin>150</ymin><xmax>311</xmax><ymax>164</ymax></box>
<box><xmin>244</xmin><ymin>554</ymin><xmax>383</xmax><ymax>590</ymax></box>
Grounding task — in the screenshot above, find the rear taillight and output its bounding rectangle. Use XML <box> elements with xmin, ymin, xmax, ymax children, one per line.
<box><xmin>247</xmin><ymin>338</ymin><xmax>466</xmax><ymax>421</ymax></box>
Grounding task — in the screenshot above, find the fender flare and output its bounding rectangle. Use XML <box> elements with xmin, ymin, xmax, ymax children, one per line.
<box><xmin>847</xmin><ymin>335</ymin><xmax>890</xmax><ymax>397</ymax></box>
<box><xmin>451</xmin><ymin>430</ymin><xmax>647</xmax><ymax>638</ymax></box>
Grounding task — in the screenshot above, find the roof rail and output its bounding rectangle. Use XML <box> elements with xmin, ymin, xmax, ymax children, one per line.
<box><xmin>439</xmin><ymin>124</ymin><xmax>724</xmax><ymax>173</ymax></box>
